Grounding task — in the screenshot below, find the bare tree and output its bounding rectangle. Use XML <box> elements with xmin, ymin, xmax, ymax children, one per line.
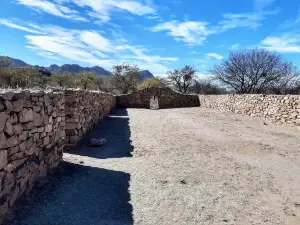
<box><xmin>167</xmin><ymin>65</ymin><xmax>197</xmax><ymax>93</ymax></box>
<box><xmin>209</xmin><ymin>49</ymin><xmax>299</xmax><ymax>94</ymax></box>
<box><xmin>110</xmin><ymin>63</ymin><xmax>140</xmax><ymax>94</ymax></box>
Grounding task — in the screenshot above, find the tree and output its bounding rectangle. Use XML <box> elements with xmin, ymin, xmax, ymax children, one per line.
<box><xmin>210</xmin><ymin>48</ymin><xmax>299</xmax><ymax>94</ymax></box>
<box><xmin>167</xmin><ymin>65</ymin><xmax>197</xmax><ymax>94</ymax></box>
<box><xmin>50</xmin><ymin>73</ymin><xmax>74</xmax><ymax>88</ymax></box>
<box><xmin>192</xmin><ymin>79</ymin><xmax>227</xmax><ymax>95</ymax></box>
<box><xmin>75</xmin><ymin>72</ymin><xmax>97</xmax><ymax>90</ymax></box>
<box><xmin>138</xmin><ymin>77</ymin><xmax>166</xmax><ymax>89</ymax></box>
<box><xmin>110</xmin><ymin>63</ymin><xmax>140</xmax><ymax>94</ymax></box>
<box><xmin>0</xmin><ymin>67</ymin><xmax>47</xmax><ymax>88</ymax></box>
<box><xmin>94</xmin><ymin>76</ymin><xmax>115</xmax><ymax>92</ymax></box>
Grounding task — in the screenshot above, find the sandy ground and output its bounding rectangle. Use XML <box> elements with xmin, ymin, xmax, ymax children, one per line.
<box><xmin>10</xmin><ymin>108</ymin><xmax>300</xmax><ymax>225</ymax></box>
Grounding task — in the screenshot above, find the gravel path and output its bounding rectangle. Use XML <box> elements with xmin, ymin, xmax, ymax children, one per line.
<box><xmin>10</xmin><ymin>108</ymin><xmax>300</xmax><ymax>225</ymax></box>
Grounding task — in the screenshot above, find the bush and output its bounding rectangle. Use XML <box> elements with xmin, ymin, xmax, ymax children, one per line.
<box><xmin>138</xmin><ymin>78</ymin><xmax>165</xmax><ymax>89</ymax></box>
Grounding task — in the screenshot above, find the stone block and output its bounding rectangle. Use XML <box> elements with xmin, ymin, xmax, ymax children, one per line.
<box><xmin>33</xmin><ymin>111</ymin><xmax>43</xmax><ymax>127</ymax></box>
<box><xmin>19</xmin><ymin>131</ymin><xmax>28</xmax><ymax>141</ymax></box>
<box><xmin>19</xmin><ymin>109</ymin><xmax>33</xmax><ymax>123</ymax></box>
<box><xmin>4</xmin><ymin>121</ymin><xmax>14</xmax><ymax>136</ymax></box>
<box><xmin>12</xmin><ymin>99</ymin><xmax>24</xmax><ymax>112</ymax></box>
<box><xmin>22</xmin><ymin>122</ymin><xmax>34</xmax><ymax>130</ymax></box>
<box><xmin>4</xmin><ymin>101</ymin><xmax>13</xmax><ymax>112</ymax></box>
<box><xmin>6</xmin><ymin>136</ymin><xmax>19</xmax><ymax>148</ymax></box>
<box><xmin>0</xmin><ymin>112</ymin><xmax>7</xmax><ymax>132</ymax></box>
<box><xmin>7</xmin><ymin>146</ymin><xmax>20</xmax><ymax>156</ymax></box>
<box><xmin>0</xmin><ymin>132</ymin><xmax>7</xmax><ymax>149</ymax></box>
<box><xmin>13</xmin><ymin>124</ymin><xmax>23</xmax><ymax>135</ymax></box>
<box><xmin>0</xmin><ymin>150</ymin><xmax>7</xmax><ymax>170</ymax></box>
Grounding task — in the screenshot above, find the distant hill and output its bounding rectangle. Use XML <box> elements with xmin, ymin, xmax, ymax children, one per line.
<box><xmin>47</xmin><ymin>64</ymin><xmax>111</xmax><ymax>76</ymax></box>
<box><xmin>6</xmin><ymin>57</ymin><xmax>31</xmax><ymax>68</ymax></box>
<box><xmin>139</xmin><ymin>70</ymin><xmax>154</xmax><ymax>80</ymax></box>
<box><xmin>4</xmin><ymin>56</ymin><xmax>154</xmax><ymax>79</ymax></box>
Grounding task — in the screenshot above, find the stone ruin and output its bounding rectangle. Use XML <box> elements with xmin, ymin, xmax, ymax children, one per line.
<box><xmin>0</xmin><ymin>89</ymin><xmax>115</xmax><ymax>222</ymax></box>
<box><xmin>0</xmin><ymin>87</ymin><xmax>299</xmax><ymax>223</ymax></box>
<box><xmin>0</xmin><ymin>87</ymin><xmax>197</xmax><ymax>222</ymax></box>
<box><xmin>116</xmin><ymin>87</ymin><xmax>200</xmax><ymax>109</ymax></box>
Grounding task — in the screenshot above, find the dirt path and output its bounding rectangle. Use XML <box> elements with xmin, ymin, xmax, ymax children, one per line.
<box><xmin>10</xmin><ymin>108</ymin><xmax>300</xmax><ymax>225</ymax></box>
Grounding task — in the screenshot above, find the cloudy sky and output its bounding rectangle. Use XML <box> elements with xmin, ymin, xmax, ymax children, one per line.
<box><xmin>0</xmin><ymin>0</ymin><xmax>300</xmax><ymax>76</ymax></box>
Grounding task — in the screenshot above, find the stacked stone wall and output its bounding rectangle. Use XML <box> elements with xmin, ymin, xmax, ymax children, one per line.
<box><xmin>117</xmin><ymin>87</ymin><xmax>200</xmax><ymax>109</ymax></box>
<box><xmin>64</xmin><ymin>90</ymin><xmax>116</xmax><ymax>147</ymax></box>
<box><xmin>0</xmin><ymin>89</ymin><xmax>115</xmax><ymax>221</ymax></box>
<box><xmin>0</xmin><ymin>90</ymin><xmax>65</xmax><ymax>219</ymax></box>
<box><xmin>199</xmin><ymin>94</ymin><xmax>300</xmax><ymax>126</ymax></box>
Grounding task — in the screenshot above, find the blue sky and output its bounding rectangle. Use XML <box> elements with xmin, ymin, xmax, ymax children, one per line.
<box><xmin>0</xmin><ymin>0</ymin><xmax>300</xmax><ymax>76</ymax></box>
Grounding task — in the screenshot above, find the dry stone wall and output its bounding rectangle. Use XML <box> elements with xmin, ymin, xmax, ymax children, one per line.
<box><xmin>199</xmin><ymin>94</ymin><xmax>300</xmax><ymax>126</ymax></box>
<box><xmin>0</xmin><ymin>89</ymin><xmax>115</xmax><ymax>222</ymax></box>
<box><xmin>64</xmin><ymin>90</ymin><xmax>116</xmax><ymax>148</ymax></box>
<box><xmin>0</xmin><ymin>90</ymin><xmax>65</xmax><ymax>219</ymax></box>
<box><xmin>117</xmin><ymin>87</ymin><xmax>200</xmax><ymax>109</ymax></box>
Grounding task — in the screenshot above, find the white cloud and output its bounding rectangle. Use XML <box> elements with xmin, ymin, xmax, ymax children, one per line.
<box><xmin>52</xmin><ymin>0</ymin><xmax>156</xmax><ymax>22</ymax></box>
<box><xmin>259</xmin><ymin>33</ymin><xmax>300</xmax><ymax>53</ymax></box>
<box><xmin>254</xmin><ymin>0</ymin><xmax>275</xmax><ymax>11</ymax></box>
<box><xmin>150</xmin><ymin>8</ymin><xmax>278</xmax><ymax>46</ymax></box>
<box><xmin>115</xmin><ymin>1</ymin><xmax>155</xmax><ymax>15</ymax></box>
<box><xmin>150</xmin><ymin>20</ymin><xmax>216</xmax><ymax>45</ymax></box>
<box><xmin>16</xmin><ymin>0</ymin><xmax>88</xmax><ymax>21</ymax></box>
<box><xmin>205</xmin><ymin>53</ymin><xmax>224</xmax><ymax>60</ymax></box>
<box><xmin>0</xmin><ymin>19</ymin><xmax>44</xmax><ymax>34</ymax></box>
<box><xmin>220</xmin><ymin>9</ymin><xmax>279</xmax><ymax>31</ymax></box>
<box><xmin>0</xmin><ymin>19</ymin><xmax>174</xmax><ymax>75</ymax></box>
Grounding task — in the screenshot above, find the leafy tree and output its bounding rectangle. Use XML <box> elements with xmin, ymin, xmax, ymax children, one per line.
<box><xmin>0</xmin><ymin>67</ymin><xmax>47</xmax><ymax>88</ymax></box>
<box><xmin>210</xmin><ymin>49</ymin><xmax>299</xmax><ymax>94</ymax></box>
<box><xmin>50</xmin><ymin>73</ymin><xmax>74</xmax><ymax>88</ymax></box>
<box><xmin>75</xmin><ymin>72</ymin><xmax>97</xmax><ymax>90</ymax></box>
<box><xmin>167</xmin><ymin>65</ymin><xmax>197</xmax><ymax>94</ymax></box>
<box><xmin>138</xmin><ymin>77</ymin><xmax>166</xmax><ymax>89</ymax></box>
<box><xmin>94</xmin><ymin>76</ymin><xmax>114</xmax><ymax>92</ymax></box>
<box><xmin>110</xmin><ymin>63</ymin><xmax>140</xmax><ymax>94</ymax></box>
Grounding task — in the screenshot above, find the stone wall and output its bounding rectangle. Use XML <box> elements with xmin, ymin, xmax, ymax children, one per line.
<box><xmin>64</xmin><ymin>90</ymin><xmax>116</xmax><ymax>148</ymax></box>
<box><xmin>0</xmin><ymin>90</ymin><xmax>65</xmax><ymax>219</ymax></box>
<box><xmin>0</xmin><ymin>89</ymin><xmax>115</xmax><ymax>221</ymax></box>
<box><xmin>117</xmin><ymin>87</ymin><xmax>200</xmax><ymax>109</ymax></box>
<box><xmin>199</xmin><ymin>94</ymin><xmax>300</xmax><ymax>126</ymax></box>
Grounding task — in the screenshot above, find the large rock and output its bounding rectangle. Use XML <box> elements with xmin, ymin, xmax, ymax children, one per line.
<box><xmin>2</xmin><ymin>92</ymin><xmax>14</xmax><ymax>100</ymax></box>
<box><xmin>13</xmin><ymin>124</ymin><xmax>23</xmax><ymax>134</ymax></box>
<box><xmin>0</xmin><ymin>132</ymin><xmax>6</xmax><ymax>149</ymax></box>
<box><xmin>22</xmin><ymin>122</ymin><xmax>34</xmax><ymax>130</ymax></box>
<box><xmin>4</xmin><ymin>101</ymin><xmax>13</xmax><ymax>112</ymax></box>
<box><xmin>19</xmin><ymin>109</ymin><xmax>33</xmax><ymax>123</ymax></box>
<box><xmin>0</xmin><ymin>150</ymin><xmax>7</xmax><ymax>170</ymax></box>
<box><xmin>6</xmin><ymin>136</ymin><xmax>19</xmax><ymax>148</ymax></box>
<box><xmin>33</xmin><ymin>112</ymin><xmax>43</xmax><ymax>127</ymax></box>
<box><xmin>4</xmin><ymin>121</ymin><xmax>14</xmax><ymax>136</ymax></box>
<box><xmin>0</xmin><ymin>112</ymin><xmax>7</xmax><ymax>132</ymax></box>
<box><xmin>12</xmin><ymin>99</ymin><xmax>24</xmax><ymax>112</ymax></box>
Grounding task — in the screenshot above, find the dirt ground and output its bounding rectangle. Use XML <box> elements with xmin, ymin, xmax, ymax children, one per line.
<box><xmin>10</xmin><ymin>108</ymin><xmax>300</xmax><ymax>225</ymax></box>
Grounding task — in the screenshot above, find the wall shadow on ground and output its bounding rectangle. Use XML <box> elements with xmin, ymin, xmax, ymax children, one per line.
<box><xmin>69</xmin><ymin>109</ymin><xmax>133</xmax><ymax>159</ymax></box>
<box><xmin>9</xmin><ymin>161</ymin><xmax>133</xmax><ymax>225</ymax></box>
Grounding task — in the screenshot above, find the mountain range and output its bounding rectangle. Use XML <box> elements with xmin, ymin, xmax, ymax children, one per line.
<box><xmin>5</xmin><ymin>56</ymin><xmax>154</xmax><ymax>80</ymax></box>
